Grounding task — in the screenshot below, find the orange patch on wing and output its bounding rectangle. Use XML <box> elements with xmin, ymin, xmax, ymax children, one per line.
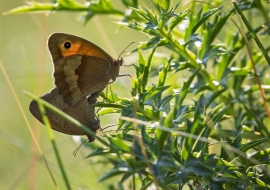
<box><xmin>79</xmin><ymin>42</ymin><xmax>110</xmax><ymax>62</ymax></box>
<box><xmin>60</xmin><ymin>42</ymin><xmax>82</xmax><ymax>57</ymax></box>
<box><xmin>60</xmin><ymin>41</ymin><xmax>111</xmax><ymax>62</ymax></box>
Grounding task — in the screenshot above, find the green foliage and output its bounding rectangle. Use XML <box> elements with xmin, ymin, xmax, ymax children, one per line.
<box><xmin>8</xmin><ymin>0</ymin><xmax>270</xmax><ymax>189</ymax></box>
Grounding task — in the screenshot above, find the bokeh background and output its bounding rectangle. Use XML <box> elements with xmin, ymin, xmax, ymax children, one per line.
<box><xmin>0</xmin><ymin>1</ymin><xmax>145</xmax><ymax>189</ymax></box>
<box><xmin>1</xmin><ymin>0</ymin><xmax>267</xmax><ymax>189</ymax></box>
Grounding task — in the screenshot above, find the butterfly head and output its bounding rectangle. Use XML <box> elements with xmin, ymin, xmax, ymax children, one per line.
<box><xmin>116</xmin><ymin>57</ymin><xmax>123</xmax><ymax>67</ymax></box>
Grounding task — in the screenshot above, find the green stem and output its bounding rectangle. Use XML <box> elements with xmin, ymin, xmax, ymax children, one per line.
<box><xmin>232</xmin><ymin>1</ymin><xmax>270</xmax><ymax>66</ymax></box>
<box><xmin>132</xmin><ymin>170</ymin><xmax>136</xmax><ymax>190</ymax></box>
<box><xmin>5</xmin><ymin>2</ymin><xmax>124</xmax><ymax>15</ymax></box>
<box><xmin>34</xmin><ymin>94</ymin><xmax>72</xmax><ymax>190</ymax></box>
<box><xmin>51</xmin><ymin>140</ymin><xmax>72</xmax><ymax>190</ymax></box>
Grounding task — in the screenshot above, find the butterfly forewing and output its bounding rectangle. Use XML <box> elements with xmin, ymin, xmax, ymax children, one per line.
<box><xmin>53</xmin><ymin>55</ymin><xmax>114</xmax><ymax>106</ymax></box>
<box><xmin>53</xmin><ymin>55</ymin><xmax>83</xmax><ymax>105</ymax></box>
<box><xmin>48</xmin><ymin>33</ymin><xmax>114</xmax><ymax>64</ymax></box>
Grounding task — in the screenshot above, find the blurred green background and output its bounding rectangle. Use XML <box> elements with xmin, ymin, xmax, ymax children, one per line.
<box><xmin>2</xmin><ymin>0</ymin><xmax>269</xmax><ymax>189</ymax></box>
<box><xmin>0</xmin><ymin>1</ymin><xmax>145</xmax><ymax>189</ymax></box>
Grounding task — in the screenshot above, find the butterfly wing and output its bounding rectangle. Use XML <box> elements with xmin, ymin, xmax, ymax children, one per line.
<box><xmin>29</xmin><ymin>88</ymin><xmax>100</xmax><ymax>135</ymax></box>
<box><xmin>53</xmin><ymin>55</ymin><xmax>114</xmax><ymax>105</ymax></box>
<box><xmin>48</xmin><ymin>33</ymin><xmax>114</xmax><ymax>64</ymax></box>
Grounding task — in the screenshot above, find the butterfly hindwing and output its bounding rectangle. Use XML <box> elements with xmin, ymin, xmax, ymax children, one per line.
<box><xmin>29</xmin><ymin>88</ymin><xmax>100</xmax><ymax>135</ymax></box>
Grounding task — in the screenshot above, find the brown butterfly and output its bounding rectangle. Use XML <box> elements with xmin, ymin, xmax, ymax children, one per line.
<box><xmin>29</xmin><ymin>33</ymin><xmax>124</xmax><ymax>140</ymax></box>
<box><xmin>48</xmin><ymin>33</ymin><xmax>123</xmax><ymax>106</ymax></box>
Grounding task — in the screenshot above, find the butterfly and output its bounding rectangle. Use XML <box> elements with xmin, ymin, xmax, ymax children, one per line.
<box><xmin>29</xmin><ymin>33</ymin><xmax>124</xmax><ymax>140</ymax></box>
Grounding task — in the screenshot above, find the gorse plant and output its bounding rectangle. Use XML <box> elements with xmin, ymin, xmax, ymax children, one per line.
<box><xmin>6</xmin><ymin>0</ymin><xmax>270</xmax><ymax>189</ymax></box>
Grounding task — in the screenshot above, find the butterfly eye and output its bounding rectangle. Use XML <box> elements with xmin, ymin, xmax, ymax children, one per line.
<box><xmin>64</xmin><ymin>42</ymin><xmax>71</xmax><ymax>49</ymax></box>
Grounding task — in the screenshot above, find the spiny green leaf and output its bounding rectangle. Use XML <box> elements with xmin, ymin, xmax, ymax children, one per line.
<box><xmin>169</xmin><ymin>9</ymin><xmax>190</xmax><ymax>31</ymax></box>
<box><xmin>144</xmin><ymin>6</ymin><xmax>158</xmax><ymax>26</ymax></box>
<box><xmin>209</xmin><ymin>9</ymin><xmax>234</xmax><ymax>45</ymax></box>
<box><xmin>108</xmin><ymin>136</ymin><xmax>131</xmax><ymax>152</ymax></box>
<box><xmin>205</xmin><ymin>88</ymin><xmax>227</xmax><ymax>108</ymax></box>
<box><xmin>211</xmin><ymin>105</ymin><xmax>229</xmax><ymax>124</ymax></box>
<box><xmin>129</xmin><ymin>6</ymin><xmax>149</xmax><ymax>21</ymax></box>
<box><xmin>184</xmin><ymin>8</ymin><xmax>202</xmax><ymax>41</ymax></box>
<box><xmin>239</xmin><ymin>137</ymin><xmax>268</xmax><ymax>152</ymax></box>
<box><xmin>140</xmin><ymin>85</ymin><xmax>170</xmax><ymax>106</ymax></box>
<box><xmin>179</xmin><ymin>66</ymin><xmax>201</xmax><ymax>106</ymax></box>
<box><xmin>230</xmin><ymin>66</ymin><xmax>252</xmax><ymax>76</ymax></box>
<box><xmin>201</xmin><ymin>46</ymin><xmax>234</xmax><ymax>66</ymax></box>
<box><xmin>97</xmin><ymin>107</ymin><xmax>121</xmax><ymax>115</ymax></box>
<box><xmin>230</xmin><ymin>131</ymin><xmax>243</xmax><ymax>149</ymax></box>
<box><xmin>174</xmin><ymin>105</ymin><xmax>195</xmax><ymax>123</ymax></box>
<box><xmin>141</xmin><ymin>46</ymin><xmax>157</xmax><ymax>92</ymax></box>
<box><xmin>136</xmin><ymin>37</ymin><xmax>169</xmax><ymax>51</ymax></box>
<box><xmin>153</xmin><ymin>0</ymin><xmax>170</xmax><ymax>12</ymax></box>
<box><xmin>248</xmin><ymin>148</ymin><xmax>270</xmax><ymax>165</ymax></box>
<box><xmin>98</xmin><ymin>168</ymin><xmax>128</xmax><ymax>182</ymax></box>
<box><xmin>121</xmin><ymin>0</ymin><xmax>138</xmax><ymax>8</ymax></box>
<box><xmin>191</xmin><ymin>7</ymin><xmax>222</xmax><ymax>34</ymax></box>
<box><xmin>57</xmin><ymin>0</ymin><xmax>85</xmax><ymax>9</ymax></box>
<box><xmin>85</xmin><ymin>147</ymin><xmax>111</xmax><ymax>158</ymax></box>
<box><xmin>157</xmin><ymin>57</ymin><xmax>172</xmax><ymax>88</ymax></box>
<box><xmin>155</xmin><ymin>110</ymin><xmax>173</xmax><ymax>154</ymax></box>
<box><xmin>158</xmin><ymin>94</ymin><xmax>177</xmax><ymax>111</ymax></box>
<box><xmin>180</xmin><ymin>34</ymin><xmax>201</xmax><ymax>47</ymax></box>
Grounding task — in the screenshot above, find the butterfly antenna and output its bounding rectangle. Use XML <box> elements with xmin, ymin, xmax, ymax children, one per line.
<box><xmin>100</xmin><ymin>124</ymin><xmax>118</xmax><ymax>135</ymax></box>
<box><xmin>102</xmin><ymin>124</ymin><xmax>118</xmax><ymax>131</ymax></box>
<box><xmin>73</xmin><ymin>138</ymin><xmax>87</xmax><ymax>157</ymax></box>
<box><xmin>118</xmin><ymin>42</ymin><xmax>135</xmax><ymax>60</ymax></box>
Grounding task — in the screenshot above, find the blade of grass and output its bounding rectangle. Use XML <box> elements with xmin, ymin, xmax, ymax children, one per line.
<box><xmin>230</xmin><ymin>2</ymin><xmax>270</xmax><ymax>119</ymax></box>
<box><xmin>232</xmin><ymin>1</ymin><xmax>270</xmax><ymax>66</ymax></box>
<box><xmin>32</xmin><ymin>92</ymin><xmax>72</xmax><ymax>190</ymax></box>
<box><xmin>24</xmin><ymin>41</ymin><xmax>68</xmax><ymax>188</ymax></box>
<box><xmin>0</xmin><ymin>60</ymin><xmax>59</xmax><ymax>189</ymax></box>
